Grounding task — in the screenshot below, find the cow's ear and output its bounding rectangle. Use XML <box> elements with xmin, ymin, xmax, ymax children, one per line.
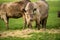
<box><xmin>23</xmin><ymin>9</ymin><xmax>26</xmax><ymax>12</ymax></box>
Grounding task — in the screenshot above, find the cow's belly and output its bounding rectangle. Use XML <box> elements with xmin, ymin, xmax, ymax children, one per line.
<box><xmin>7</xmin><ymin>13</ymin><xmax>22</xmax><ymax>18</ymax></box>
<box><xmin>33</xmin><ymin>14</ymin><xmax>48</xmax><ymax>21</ymax></box>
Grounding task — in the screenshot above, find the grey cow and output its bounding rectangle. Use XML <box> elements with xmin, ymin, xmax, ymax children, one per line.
<box><xmin>24</xmin><ymin>0</ymin><xmax>49</xmax><ymax>30</ymax></box>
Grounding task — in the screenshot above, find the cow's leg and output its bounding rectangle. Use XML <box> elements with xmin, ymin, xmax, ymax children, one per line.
<box><xmin>7</xmin><ymin>18</ymin><xmax>9</xmax><ymax>29</ymax></box>
<box><xmin>42</xmin><ymin>18</ymin><xmax>47</xmax><ymax>29</ymax></box>
<box><xmin>35</xmin><ymin>20</ymin><xmax>38</xmax><ymax>28</ymax></box>
<box><xmin>2</xmin><ymin>15</ymin><xmax>9</xmax><ymax>29</ymax></box>
<box><xmin>23</xmin><ymin>19</ymin><xmax>27</xmax><ymax>29</ymax></box>
<box><xmin>36</xmin><ymin>20</ymin><xmax>40</xmax><ymax>30</ymax></box>
<box><xmin>23</xmin><ymin>15</ymin><xmax>27</xmax><ymax>29</ymax></box>
<box><xmin>28</xmin><ymin>22</ymin><xmax>32</xmax><ymax>29</ymax></box>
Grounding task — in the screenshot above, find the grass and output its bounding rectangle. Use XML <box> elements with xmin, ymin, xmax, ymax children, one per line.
<box><xmin>0</xmin><ymin>32</ymin><xmax>60</xmax><ymax>40</ymax></box>
<box><xmin>46</xmin><ymin>1</ymin><xmax>60</xmax><ymax>29</ymax></box>
<box><xmin>0</xmin><ymin>0</ymin><xmax>60</xmax><ymax>40</ymax></box>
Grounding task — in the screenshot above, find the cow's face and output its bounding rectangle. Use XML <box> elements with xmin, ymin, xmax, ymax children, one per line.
<box><xmin>24</xmin><ymin>2</ymin><xmax>34</xmax><ymax>23</ymax></box>
<box><xmin>25</xmin><ymin>9</ymin><xmax>34</xmax><ymax>22</ymax></box>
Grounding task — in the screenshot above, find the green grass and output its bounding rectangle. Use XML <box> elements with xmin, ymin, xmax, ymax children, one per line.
<box><xmin>0</xmin><ymin>32</ymin><xmax>60</xmax><ymax>40</ymax></box>
<box><xmin>46</xmin><ymin>1</ymin><xmax>60</xmax><ymax>29</ymax></box>
<box><xmin>0</xmin><ymin>0</ymin><xmax>60</xmax><ymax>40</ymax></box>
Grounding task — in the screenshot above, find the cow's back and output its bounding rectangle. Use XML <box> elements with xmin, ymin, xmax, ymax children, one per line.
<box><xmin>0</xmin><ymin>2</ymin><xmax>26</xmax><ymax>18</ymax></box>
<box><xmin>36</xmin><ymin>1</ymin><xmax>49</xmax><ymax>19</ymax></box>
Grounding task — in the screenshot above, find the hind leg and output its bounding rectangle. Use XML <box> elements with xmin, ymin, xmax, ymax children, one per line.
<box><xmin>42</xmin><ymin>18</ymin><xmax>47</xmax><ymax>29</ymax></box>
<box><xmin>2</xmin><ymin>15</ymin><xmax>9</xmax><ymax>29</ymax></box>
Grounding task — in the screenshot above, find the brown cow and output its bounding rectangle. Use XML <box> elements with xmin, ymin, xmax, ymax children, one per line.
<box><xmin>0</xmin><ymin>0</ymin><xmax>31</xmax><ymax>29</ymax></box>
<box><xmin>24</xmin><ymin>0</ymin><xmax>49</xmax><ymax>30</ymax></box>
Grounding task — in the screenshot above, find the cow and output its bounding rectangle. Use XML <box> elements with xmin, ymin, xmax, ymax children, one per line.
<box><xmin>24</xmin><ymin>0</ymin><xmax>49</xmax><ymax>30</ymax></box>
<box><xmin>0</xmin><ymin>0</ymin><xmax>31</xmax><ymax>29</ymax></box>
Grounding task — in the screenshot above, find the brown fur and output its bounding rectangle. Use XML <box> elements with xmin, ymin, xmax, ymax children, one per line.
<box><xmin>0</xmin><ymin>0</ymin><xmax>31</xmax><ymax>29</ymax></box>
<box><xmin>24</xmin><ymin>0</ymin><xmax>49</xmax><ymax>30</ymax></box>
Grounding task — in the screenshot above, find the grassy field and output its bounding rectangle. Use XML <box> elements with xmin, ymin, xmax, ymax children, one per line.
<box><xmin>0</xmin><ymin>0</ymin><xmax>60</xmax><ymax>40</ymax></box>
<box><xmin>0</xmin><ymin>32</ymin><xmax>60</xmax><ymax>40</ymax></box>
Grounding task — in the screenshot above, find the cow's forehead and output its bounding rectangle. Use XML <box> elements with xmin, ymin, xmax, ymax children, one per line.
<box><xmin>25</xmin><ymin>2</ymin><xmax>39</xmax><ymax>11</ymax></box>
<box><xmin>25</xmin><ymin>2</ymin><xmax>30</xmax><ymax>11</ymax></box>
<box><xmin>25</xmin><ymin>2</ymin><xmax>33</xmax><ymax>11</ymax></box>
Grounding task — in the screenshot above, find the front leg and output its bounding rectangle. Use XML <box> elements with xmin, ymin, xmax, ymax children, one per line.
<box><xmin>23</xmin><ymin>19</ymin><xmax>27</xmax><ymax>29</ymax></box>
<box><xmin>23</xmin><ymin>15</ymin><xmax>27</xmax><ymax>29</ymax></box>
<box><xmin>35</xmin><ymin>20</ymin><xmax>38</xmax><ymax>28</ymax></box>
<box><xmin>28</xmin><ymin>22</ymin><xmax>32</xmax><ymax>29</ymax></box>
<box><xmin>36</xmin><ymin>20</ymin><xmax>40</xmax><ymax>30</ymax></box>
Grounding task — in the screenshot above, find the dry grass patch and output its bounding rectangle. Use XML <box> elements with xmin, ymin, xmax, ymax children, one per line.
<box><xmin>0</xmin><ymin>29</ymin><xmax>60</xmax><ymax>38</ymax></box>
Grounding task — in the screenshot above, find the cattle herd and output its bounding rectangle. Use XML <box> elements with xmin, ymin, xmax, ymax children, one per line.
<box><xmin>0</xmin><ymin>0</ymin><xmax>49</xmax><ymax>30</ymax></box>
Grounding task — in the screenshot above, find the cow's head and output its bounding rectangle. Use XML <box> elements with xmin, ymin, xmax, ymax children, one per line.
<box><xmin>24</xmin><ymin>2</ymin><xmax>35</xmax><ymax>22</ymax></box>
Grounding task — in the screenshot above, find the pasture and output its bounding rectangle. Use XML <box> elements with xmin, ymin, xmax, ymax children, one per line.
<box><xmin>0</xmin><ymin>0</ymin><xmax>60</xmax><ymax>40</ymax></box>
